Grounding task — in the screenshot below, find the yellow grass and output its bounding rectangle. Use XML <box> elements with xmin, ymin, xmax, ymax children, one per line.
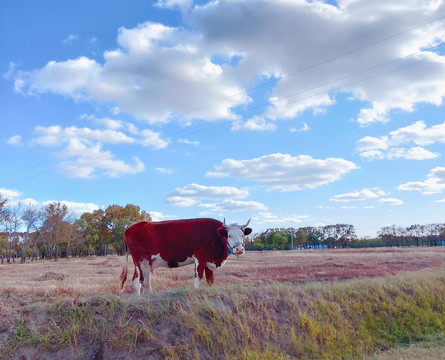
<box><xmin>2</xmin><ymin>247</ymin><xmax>445</xmax><ymax>297</ymax></box>
<box><xmin>2</xmin><ymin>248</ymin><xmax>445</xmax><ymax>359</ymax></box>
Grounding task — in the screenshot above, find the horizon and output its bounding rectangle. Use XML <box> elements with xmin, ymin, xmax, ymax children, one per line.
<box><xmin>2</xmin><ymin>0</ymin><xmax>445</xmax><ymax>239</ymax></box>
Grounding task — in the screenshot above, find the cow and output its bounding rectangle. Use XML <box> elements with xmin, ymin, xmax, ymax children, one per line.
<box><xmin>120</xmin><ymin>218</ymin><xmax>252</xmax><ymax>294</ymax></box>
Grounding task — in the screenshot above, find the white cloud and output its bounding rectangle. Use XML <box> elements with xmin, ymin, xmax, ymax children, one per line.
<box><xmin>7</xmin><ymin>135</ymin><xmax>22</xmax><ymax>146</ymax></box>
<box><xmin>255</xmin><ymin>212</ymin><xmax>309</xmax><ymax>224</ymax></box>
<box><xmin>167</xmin><ymin>183</ymin><xmax>249</xmax><ymax>207</ymax></box>
<box><xmin>140</xmin><ymin>129</ymin><xmax>170</xmax><ymax>149</ymax></box>
<box><xmin>0</xmin><ymin>188</ymin><xmax>22</xmax><ymax>199</ymax></box>
<box><xmin>58</xmin><ymin>141</ymin><xmax>145</xmax><ymax>179</ymax></box>
<box><xmin>155</xmin><ymin>0</ymin><xmax>192</xmax><ymax>10</ymax></box>
<box><xmin>398</xmin><ymin>177</ymin><xmax>445</xmax><ymax>194</ymax></box>
<box><xmin>10</xmin><ymin>2</ymin><xmax>445</xmax><ymax>129</ymax></box>
<box><xmin>27</xmin><ymin>123</ymin><xmax>171</xmax><ymax>178</ymax></box>
<box><xmin>199</xmin><ymin>199</ymin><xmax>267</xmax><ymax>213</ymax></box>
<box><xmin>357</xmin><ymin>120</ymin><xmax>445</xmax><ymax>160</ymax></box>
<box><xmin>165</xmin><ymin>196</ymin><xmax>198</xmax><ymax>207</ymax></box>
<box><xmin>62</xmin><ymin>34</ymin><xmax>79</xmax><ymax>45</ymax></box>
<box><xmin>0</xmin><ymin>189</ymin><xmax>99</xmax><ymax>216</ymax></box>
<box><xmin>155</xmin><ymin>167</ymin><xmax>173</xmax><ymax>174</ymax></box>
<box><xmin>190</xmin><ymin>1</ymin><xmax>445</xmax><ymax>125</ymax></box>
<box><xmin>80</xmin><ymin>114</ymin><xmax>125</xmax><ymax>130</ymax></box>
<box><xmin>149</xmin><ymin>211</ymin><xmax>177</xmax><ymax>221</ymax></box>
<box><xmin>432</xmin><ymin>166</ymin><xmax>445</xmax><ymax>179</ymax></box>
<box><xmin>33</xmin><ymin>125</ymin><xmax>135</xmax><ymax>147</ymax></box>
<box><xmin>14</xmin><ymin>22</ymin><xmax>248</xmax><ymax>124</ymax></box>
<box><xmin>42</xmin><ymin>200</ymin><xmax>99</xmax><ymax>216</ymax></box>
<box><xmin>206</xmin><ymin>153</ymin><xmax>357</xmax><ymax>191</ymax></box>
<box><xmin>398</xmin><ymin>167</ymin><xmax>445</xmax><ymax>194</ymax></box>
<box><xmin>178</xmin><ymin>138</ymin><xmax>199</xmax><ymax>146</ymax></box>
<box><xmin>231</xmin><ymin>116</ymin><xmax>277</xmax><ymax>131</ymax></box>
<box><xmin>378</xmin><ymin>198</ymin><xmax>404</xmax><ymax>206</ymax></box>
<box><xmin>290</xmin><ymin>122</ymin><xmax>310</xmax><ymax>133</ymax></box>
<box><xmin>330</xmin><ymin>188</ymin><xmax>386</xmax><ymax>202</ymax></box>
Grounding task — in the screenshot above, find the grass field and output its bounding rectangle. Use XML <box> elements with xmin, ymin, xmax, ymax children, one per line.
<box><xmin>2</xmin><ymin>248</ymin><xmax>445</xmax><ymax>359</ymax></box>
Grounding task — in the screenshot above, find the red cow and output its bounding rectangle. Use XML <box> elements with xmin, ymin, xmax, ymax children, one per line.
<box><xmin>120</xmin><ymin>218</ymin><xmax>252</xmax><ymax>294</ymax></box>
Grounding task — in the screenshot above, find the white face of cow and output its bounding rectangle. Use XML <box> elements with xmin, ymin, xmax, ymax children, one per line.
<box><xmin>225</xmin><ymin>219</ymin><xmax>252</xmax><ymax>256</ymax></box>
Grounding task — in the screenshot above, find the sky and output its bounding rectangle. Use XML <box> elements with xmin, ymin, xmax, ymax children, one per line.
<box><xmin>1</xmin><ymin>0</ymin><xmax>445</xmax><ymax>238</ymax></box>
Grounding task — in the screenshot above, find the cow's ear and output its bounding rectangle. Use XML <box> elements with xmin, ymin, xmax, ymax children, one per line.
<box><xmin>244</xmin><ymin>227</ymin><xmax>252</xmax><ymax>236</ymax></box>
<box><xmin>217</xmin><ymin>227</ymin><xmax>228</xmax><ymax>238</ymax></box>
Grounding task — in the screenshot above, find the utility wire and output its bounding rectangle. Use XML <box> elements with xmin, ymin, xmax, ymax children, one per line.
<box><xmin>1</xmin><ymin>47</ymin><xmax>437</xmax><ymax>189</ymax></box>
<box><xmin>2</xmin><ymin>17</ymin><xmax>445</xmax><ymax>188</ymax></box>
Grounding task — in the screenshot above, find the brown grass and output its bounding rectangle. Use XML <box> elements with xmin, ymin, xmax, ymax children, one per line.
<box><xmin>1</xmin><ymin>247</ymin><xmax>445</xmax><ymax>297</ymax></box>
<box><xmin>2</xmin><ymin>248</ymin><xmax>445</xmax><ymax>360</ymax></box>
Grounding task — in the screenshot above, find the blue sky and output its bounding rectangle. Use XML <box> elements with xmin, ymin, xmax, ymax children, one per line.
<box><xmin>2</xmin><ymin>0</ymin><xmax>445</xmax><ymax>237</ymax></box>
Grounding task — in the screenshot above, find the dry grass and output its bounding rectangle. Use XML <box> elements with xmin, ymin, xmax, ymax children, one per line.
<box><xmin>2</xmin><ymin>248</ymin><xmax>445</xmax><ymax>359</ymax></box>
<box><xmin>2</xmin><ymin>247</ymin><xmax>445</xmax><ymax>297</ymax></box>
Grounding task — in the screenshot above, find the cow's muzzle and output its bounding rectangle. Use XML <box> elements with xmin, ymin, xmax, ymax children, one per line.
<box><xmin>229</xmin><ymin>242</ymin><xmax>245</xmax><ymax>256</ymax></box>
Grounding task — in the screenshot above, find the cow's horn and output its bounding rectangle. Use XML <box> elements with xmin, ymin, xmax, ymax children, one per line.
<box><xmin>223</xmin><ymin>218</ymin><xmax>227</xmax><ymax>227</ymax></box>
<box><xmin>243</xmin><ymin>218</ymin><xmax>251</xmax><ymax>228</ymax></box>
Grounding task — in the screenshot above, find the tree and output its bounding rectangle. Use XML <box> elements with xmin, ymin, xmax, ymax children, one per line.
<box><xmin>294</xmin><ymin>228</ymin><xmax>307</xmax><ymax>248</ymax></box>
<box><xmin>5</xmin><ymin>202</ymin><xmax>23</xmax><ymax>263</ymax></box>
<box><xmin>39</xmin><ymin>202</ymin><xmax>71</xmax><ymax>260</ymax></box>
<box><xmin>21</xmin><ymin>204</ymin><xmax>40</xmax><ymax>262</ymax></box>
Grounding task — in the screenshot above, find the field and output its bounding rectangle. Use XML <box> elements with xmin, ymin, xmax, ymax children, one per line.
<box><xmin>2</xmin><ymin>247</ymin><xmax>445</xmax><ymax>359</ymax></box>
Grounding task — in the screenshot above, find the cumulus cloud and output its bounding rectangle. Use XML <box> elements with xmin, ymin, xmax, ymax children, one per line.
<box><xmin>231</xmin><ymin>116</ymin><xmax>277</xmax><ymax>131</ymax></box>
<box><xmin>378</xmin><ymin>198</ymin><xmax>404</xmax><ymax>206</ymax></box>
<box><xmin>0</xmin><ymin>188</ymin><xmax>22</xmax><ymax>199</ymax></box>
<box><xmin>25</xmin><ymin>120</ymin><xmax>170</xmax><ymax>178</ymax></box>
<box><xmin>7</xmin><ymin>135</ymin><xmax>22</xmax><ymax>146</ymax></box>
<box><xmin>33</xmin><ymin>125</ymin><xmax>135</xmax><ymax>147</ymax></box>
<box><xmin>206</xmin><ymin>153</ymin><xmax>357</xmax><ymax>191</ymax></box>
<box><xmin>199</xmin><ymin>199</ymin><xmax>267</xmax><ymax>214</ymax></box>
<box><xmin>31</xmin><ymin>126</ymin><xmax>144</xmax><ymax>179</ymax></box>
<box><xmin>11</xmin><ymin>2</ymin><xmax>445</xmax><ymax>128</ymax></box>
<box><xmin>166</xmin><ymin>183</ymin><xmax>249</xmax><ymax>208</ymax></box>
<box><xmin>149</xmin><ymin>211</ymin><xmax>177</xmax><ymax>221</ymax></box>
<box><xmin>398</xmin><ymin>166</ymin><xmax>445</xmax><ymax>194</ymax></box>
<box><xmin>62</xmin><ymin>34</ymin><xmax>80</xmax><ymax>45</ymax></box>
<box><xmin>357</xmin><ymin>120</ymin><xmax>445</xmax><ymax>160</ymax></box>
<box><xmin>155</xmin><ymin>0</ymin><xmax>192</xmax><ymax>10</ymax></box>
<box><xmin>178</xmin><ymin>138</ymin><xmax>199</xmax><ymax>146</ymax></box>
<box><xmin>14</xmin><ymin>21</ymin><xmax>248</xmax><ymax>124</ymax></box>
<box><xmin>255</xmin><ymin>212</ymin><xmax>309</xmax><ymax>224</ymax></box>
<box><xmin>330</xmin><ymin>188</ymin><xmax>386</xmax><ymax>202</ymax></box>
<box><xmin>169</xmin><ymin>183</ymin><xmax>248</xmax><ymax>200</ymax></box>
<box><xmin>190</xmin><ymin>0</ymin><xmax>445</xmax><ymax>125</ymax></box>
<box><xmin>42</xmin><ymin>200</ymin><xmax>99</xmax><ymax>216</ymax></box>
<box><xmin>166</xmin><ymin>196</ymin><xmax>198</xmax><ymax>207</ymax></box>
<box><xmin>0</xmin><ymin>188</ymin><xmax>99</xmax><ymax>215</ymax></box>
<box><xmin>155</xmin><ymin>167</ymin><xmax>173</xmax><ymax>174</ymax></box>
<box><xmin>290</xmin><ymin>122</ymin><xmax>310</xmax><ymax>133</ymax></box>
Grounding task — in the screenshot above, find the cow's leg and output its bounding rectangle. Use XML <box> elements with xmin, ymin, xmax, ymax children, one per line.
<box><xmin>194</xmin><ymin>258</ymin><xmax>206</xmax><ymax>289</ymax></box>
<box><xmin>132</xmin><ymin>266</ymin><xmax>142</xmax><ymax>295</ymax></box>
<box><xmin>140</xmin><ymin>259</ymin><xmax>153</xmax><ymax>293</ymax></box>
<box><xmin>204</xmin><ymin>266</ymin><xmax>214</xmax><ymax>285</ymax></box>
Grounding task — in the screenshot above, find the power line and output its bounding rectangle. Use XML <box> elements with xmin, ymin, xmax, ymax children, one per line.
<box><xmin>180</xmin><ymin>14</ymin><xmax>445</xmax><ymax>117</ymax></box>
<box><xmin>2</xmin><ymin>48</ymin><xmax>437</xmax><ymax>190</ymax></box>
<box><xmin>2</xmin><ymin>17</ymin><xmax>445</xmax><ymax>188</ymax></box>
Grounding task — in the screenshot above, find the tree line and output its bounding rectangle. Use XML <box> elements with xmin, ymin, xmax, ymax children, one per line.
<box><xmin>1</xmin><ymin>192</ymin><xmax>445</xmax><ymax>263</ymax></box>
<box><xmin>248</xmin><ymin>223</ymin><xmax>445</xmax><ymax>250</ymax></box>
<box><xmin>0</xmin><ymin>194</ymin><xmax>150</xmax><ymax>263</ymax></box>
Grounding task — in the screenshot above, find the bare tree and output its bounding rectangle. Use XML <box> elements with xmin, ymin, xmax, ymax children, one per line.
<box><xmin>21</xmin><ymin>204</ymin><xmax>41</xmax><ymax>262</ymax></box>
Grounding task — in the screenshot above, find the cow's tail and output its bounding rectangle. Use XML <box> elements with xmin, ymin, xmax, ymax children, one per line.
<box><xmin>119</xmin><ymin>242</ymin><xmax>128</xmax><ymax>291</ymax></box>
